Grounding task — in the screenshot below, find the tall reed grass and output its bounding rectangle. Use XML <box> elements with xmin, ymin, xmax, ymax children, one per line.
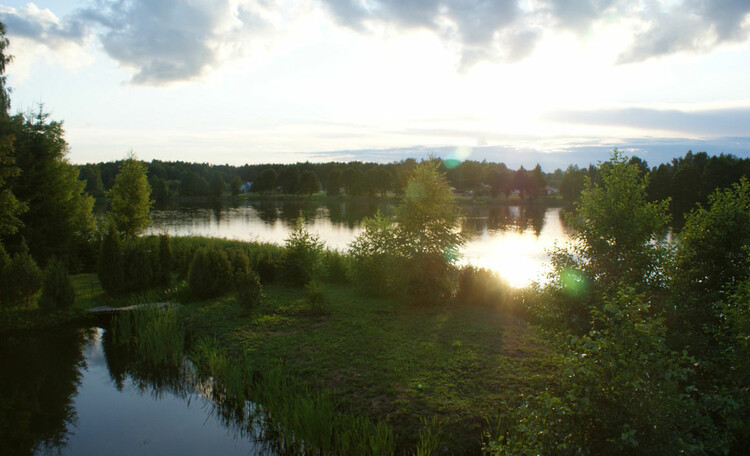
<box><xmin>111</xmin><ymin>305</ymin><xmax>185</xmax><ymax>366</ymax></box>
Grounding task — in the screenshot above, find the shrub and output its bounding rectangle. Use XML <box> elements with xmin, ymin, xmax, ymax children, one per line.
<box><xmin>122</xmin><ymin>240</ymin><xmax>155</xmax><ymax>293</ymax></box>
<box><xmin>188</xmin><ymin>247</ymin><xmax>232</xmax><ymax>299</ymax></box>
<box><xmin>304</xmin><ymin>280</ymin><xmax>328</xmax><ymax>315</ymax></box>
<box><xmin>456</xmin><ymin>266</ymin><xmax>511</xmax><ymax>310</ymax></box>
<box><xmin>98</xmin><ymin>224</ymin><xmax>124</xmax><ymax>294</ymax></box>
<box><xmin>0</xmin><ymin>243</ymin><xmax>10</xmax><ymax>307</ymax></box>
<box><xmin>236</xmin><ymin>269</ymin><xmax>264</xmax><ymax>310</ymax></box>
<box><xmin>402</xmin><ymin>253</ymin><xmax>455</xmax><ymax>306</ymax></box>
<box><xmin>38</xmin><ymin>257</ymin><xmax>75</xmax><ymax>311</ymax></box>
<box><xmin>323</xmin><ymin>249</ymin><xmax>349</xmax><ymax>283</ymax></box>
<box><xmin>5</xmin><ymin>244</ymin><xmax>43</xmax><ymax>308</ymax></box>
<box><xmin>156</xmin><ymin>234</ymin><xmax>172</xmax><ymax>286</ymax></box>
<box><xmin>283</xmin><ymin>217</ymin><xmax>324</xmax><ymax>286</ymax></box>
<box><xmin>348</xmin><ymin>211</ymin><xmax>399</xmax><ymax>296</ymax></box>
<box><xmin>227</xmin><ymin>248</ymin><xmax>251</xmax><ymax>287</ymax></box>
<box><xmin>253</xmin><ymin>248</ymin><xmax>278</xmax><ymax>284</ymax></box>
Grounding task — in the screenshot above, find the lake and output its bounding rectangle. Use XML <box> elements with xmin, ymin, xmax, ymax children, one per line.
<box><xmin>0</xmin><ymin>325</ymin><xmax>270</xmax><ymax>456</ymax></box>
<box><xmin>147</xmin><ymin>198</ymin><xmax>571</xmax><ymax>287</ymax></box>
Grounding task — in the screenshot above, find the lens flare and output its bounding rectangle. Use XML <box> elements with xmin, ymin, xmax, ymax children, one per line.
<box><xmin>560</xmin><ymin>269</ymin><xmax>588</xmax><ymax>297</ymax></box>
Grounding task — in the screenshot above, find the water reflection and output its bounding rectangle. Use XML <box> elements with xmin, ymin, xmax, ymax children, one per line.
<box><xmin>148</xmin><ymin>199</ymin><xmax>570</xmax><ymax>286</ymax></box>
<box><xmin>0</xmin><ymin>326</ymin><xmax>269</xmax><ymax>456</ymax></box>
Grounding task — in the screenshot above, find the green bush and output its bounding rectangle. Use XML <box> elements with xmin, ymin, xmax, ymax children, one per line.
<box><xmin>236</xmin><ymin>269</ymin><xmax>264</xmax><ymax>310</ymax></box>
<box><xmin>5</xmin><ymin>244</ymin><xmax>43</xmax><ymax>308</ymax></box>
<box><xmin>188</xmin><ymin>247</ymin><xmax>232</xmax><ymax>299</ymax></box>
<box><xmin>0</xmin><ymin>243</ymin><xmax>11</xmax><ymax>307</ymax></box>
<box><xmin>456</xmin><ymin>266</ymin><xmax>511</xmax><ymax>310</ymax></box>
<box><xmin>252</xmin><ymin>248</ymin><xmax>278</xmax><ymax>284</ymax></box>
<box><xmin>283</xmin><ymin>217</ymin><xmax>324</xmax><ymax>286</ymax></box>
<box><xmin>402</xmin><ymin>252</ymin><xmax>454</xmax><ymax>306</ymax></box>
<box><xmin>122</xmin><ymin>240</ymin><xmax>155</xmax><ymax>293</ymax></box>
<box><xmin>156</xmin><ymin>234</ymin><xmax>172</xmax><ymax>286</ymax></box>
<box><xmin>227</xmin><ymin>248</ymin><xmax>251</xmax><ymax>287</ymax></box>
<box><xmin>38</xmin><ymin>257</ymin><xmax>75</xmax><ymax>311</ymax></box>
<box><xmin>304</xmin><ymin>280</ymin><xmax>328</xmax><ymax>315</ymax></box>
<box><xmin>97</xmin><ymin>224</ymin><xmax>124</xmax><ymax>294</ymax></box>
<box><xmin>348</xmin><ymin>211</ymin><xmax>400</xmax><ymax>296</ymax></box>
<box><xmin>323</xmin><ymin>249</ymin><xmax>349</xmax><ymax>283</ymax></box>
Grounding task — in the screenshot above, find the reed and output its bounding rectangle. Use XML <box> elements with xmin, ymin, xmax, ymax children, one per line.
<box><xmin>111</xmin><ymin>305</ymin><xmax>185</xmax><ymax>365</ymax></box>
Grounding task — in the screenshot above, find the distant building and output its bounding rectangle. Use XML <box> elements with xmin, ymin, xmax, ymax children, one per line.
<box><xmin>241</xmin><ymin>182</ymin><xmax>253</xmax><ymax>193</ymax></box>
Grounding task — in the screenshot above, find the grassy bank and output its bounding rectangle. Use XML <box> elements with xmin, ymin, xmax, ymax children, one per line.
<box><xmin>180</xmin><ymin>283</ymin><xmax>555</xmax><ymax>454</ymax></box>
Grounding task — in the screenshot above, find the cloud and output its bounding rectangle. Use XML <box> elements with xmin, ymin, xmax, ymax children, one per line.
<box><xmin>618</xmin><ymin>0</ymin><xmax>750</xmax><ymax>63</ymax></box>
<box><xmin>1</xmin><ymin>1</ymin><xmax>270</xmax><ymax>85</ymax></box>
<box><xmin>0</xmin><ymin>3</ymin><xmax>87</xmax><ymax>48</ymax></box>
<box><xmin>548</xmin><ymin>106</ymin><xmax>750</xmax><ymax>137</ymax></box>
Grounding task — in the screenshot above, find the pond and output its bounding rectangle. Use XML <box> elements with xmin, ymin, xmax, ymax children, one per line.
<box><xmin>147</xmin><ymin>198</ymin><xmax>571</xmax><ymax>287</ymax></box>
<box><xmin>0</xmin><ymin>325</ymin><xmax>270</xmax><ymax>456</ymax></box>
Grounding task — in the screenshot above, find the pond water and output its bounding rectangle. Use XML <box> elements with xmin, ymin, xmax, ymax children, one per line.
<box><xmin>0</xmin><ymin>326</ymin><xmax>269</xmax><ymax>456</ymax></box>
<box><xmin>148</xmin><ymin>199</ymin><xmax>571</xmax><ymax>287</ymax></box>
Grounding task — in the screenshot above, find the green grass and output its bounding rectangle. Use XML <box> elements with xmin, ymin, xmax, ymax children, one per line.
<box><xmin>181</xmin><ymin>283</ymin><xmax>556</xmax><ymax>455</ymax></box>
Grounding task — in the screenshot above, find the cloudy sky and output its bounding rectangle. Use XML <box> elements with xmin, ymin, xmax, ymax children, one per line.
<box><xmin>2</xmin><ymin>0</ymin><xmax>749</xmax><ymax>169</ymax></box>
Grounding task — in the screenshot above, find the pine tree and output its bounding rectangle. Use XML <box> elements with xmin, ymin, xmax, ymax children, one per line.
<box><xmin>108</xmin><ymin>152</ymin><xmax>153</xmax><ymax>237</ymax></box>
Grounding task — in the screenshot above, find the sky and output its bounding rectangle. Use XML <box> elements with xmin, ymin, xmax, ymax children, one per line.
<box><xmin>1</xmin><ymin>0</ymin><xmax>749</xmax><ymax>170</ymax></box>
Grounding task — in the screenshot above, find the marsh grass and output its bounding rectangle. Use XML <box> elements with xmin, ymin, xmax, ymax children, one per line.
<box><xmin>190</xmin><ymin>336</ymin><xmax>396</xmax><ymax>456</ymax></box>
<box><xmin>112</xmin><ymin>305</ymin><xmax>185</xmax><ymax>365</ymax></box>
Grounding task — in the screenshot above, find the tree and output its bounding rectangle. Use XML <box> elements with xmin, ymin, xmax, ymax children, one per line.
<box><xmin>9</xmin><ymin>108</ymin><xmax>95</xmax><ymax>262</ymax></box>
<box><xmin>38</xmin><ymin>257</ymin><xmax>75</xmax><ymax>311</ymax></box>
<box><xmin>97</xmin><ymin>223</ymin><xmax>124</xmax><ymax>295</ymax></box>
<box><xmin>5</xmin><ymin>241</ymin><xmax>43</xmax><ymax>308</ymax></box>
<box><xmin>209</xmin><ymin>172</ymin><xmax>225</xmax><ymax>198</ymax></box>
<box><xmin>394</xmin><ymin>160</ymin><xmax>464</xmax><ymax>303</ymax></box>
<box><xmin>180</xmin><ymin>171</ymin><xmax>209</xmax><ymax>196</ymax></box>
<box><xmin>252</xmin><ymin>167</ymin><xmax>277</xmax><ymax>194</ymax></box>
<box><xmin>326</xmin><ymin>168</ymin><xmax>342</xmax><ymax>196</ymax></box>
<box><xmin>538</xmin><ymin>151</ymin><xmax>671</xmax><ymax>335</ymax></box>
<box><xmin>0</xmin><ymin>23</ymin><xmax>25</xmax><ymax>241</ymax></box>
<box><xmin>149</xmin><ymin>175</ymin><xmax>170</xmax><ymax>203</ymax></box>
<box><xmin>278</xmin><ymin>166</ymin><xmax>301</xmax><ymax>194</ymax></box>
<box><xmin>230</xmin><ymin>175</ymin><xmax>242</xmax><ymax>196</ymax></box>
<box><xmin>108</xmin><ymin>152</ymin><xmax>153</xmax><ymax>237</ymax></box>
<box><xmin>79</xmin><ymin>164</ymin><xmax>105</xmax><ymax>198</ymax></box>
<box><xmin>299</xmin><ymin>170</ymin><xmax>320</xmax><ymax>195</ymax></box>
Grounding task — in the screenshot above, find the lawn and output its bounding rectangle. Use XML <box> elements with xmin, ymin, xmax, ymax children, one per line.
<box><xmin>181</xmin><ymin>283</ymin><xmax>556</xmax><ymax>454</ymax></box>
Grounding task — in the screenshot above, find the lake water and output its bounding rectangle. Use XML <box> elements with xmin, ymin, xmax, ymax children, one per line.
<box><xmin>0</xmin><ymin>326</ymin><xmax>268</xmax><ymax>456</ymax></box>
<box><xmin>147</xmin><ymin>199</ymin><xmax>571</xmax><ymax>287</ymax></box>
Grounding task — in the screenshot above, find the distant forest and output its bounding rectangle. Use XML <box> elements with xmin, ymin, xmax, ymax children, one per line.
<box><xmin>78</xmin><ymin>150</ymin><xmax>750</xmax><ymax>220</ymax></box>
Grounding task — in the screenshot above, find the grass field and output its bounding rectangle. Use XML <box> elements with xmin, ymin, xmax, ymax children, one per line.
<box><xmin>180</xmin><ymin>282</ymin><xmax>556</xmax><ymax>454</ymax></box>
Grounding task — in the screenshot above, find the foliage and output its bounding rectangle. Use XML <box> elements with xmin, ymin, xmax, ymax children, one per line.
<box><xmin>299</xmin><ymin>169</ymin><xmax>321</xmax><ymax>195</ymax></box>
<box><xmin>395</xmin><ymin>160</ymin><xmax>463</xmax><ymax>304</ymax></box>
<box><xmin>7</xmin><ymin>108</ymin><xmax>95</xmax><ymax>262</ymax></box>
<box><xmin>282</xmin><ymin>217</ymin><xmax>324</xmax><ymax>285</ymax></box>
<box><xmin>236</xmin><ymin>268</ymin><xmax>264</xmax><ymax>310</ymax></box>
<box><xmin>252</xmin><ymin>167</ymin><xmax>277</xmax><ymax>193</ymax></box>
<box><xmin>4</xmin><ymin>242</ymin><xmax>43</xmax><ymax>308</ymax></box>
<box><xmin>456</xmin><ymin>266</ymin><xmax>512</xmax><ymax>310</ymax></box>
<box><xmin>97</xmin><ymin>223</ymin><xmax>124</xmax><ymax>294</ymax></box>
<box><xmin>156</xmin><ymin>234</ymin><xmax>171</xmax><ymax>286</ymax></box>
<box><xmin>538</xmin><ymin>151</ymin><xmax>672</xmax><ymax>335</ymax></box>
<box><xmin>188</xmin><ymin>246</ymin><xmax>232</xmax><ymax>299</ymax></box>
<box><xmin>322</xmin><ymin>249</ymin><xmax>349</xmax><ymax>283</ymax></box>
<box><xmin>108</xmin><ymin>152</ymin><xmax>153</xmax><ymax>237</ymax></box>
<box><xmin>326</xmin><ymin>168</ymin><xmax>342</xmax><ymax>196</ymax></box>
<box><xmin>487</xmin><ymin>289</ymin><xmax>706</xmax><ymax>456</ymax></box>
<box><xmin>227</xmin><ymin>247</ymin><xmax>251</xmax><ymax>287</ymax></box>
<box><xmin>348</xmin><ymin>211</ymin><xmax>400</xmax><ymax>296</ymax></box>
<box><xmin>229</xmin><ymin>175</ymin><xmax>242</xmax><ymax>196</ymax></box>
<box><xmin>38</xmin><ymin>257</ymin><xmax>75</xmax><ymax>311</ymax></box>
<box><xmin>209</xmin><ymin>172</ymin><xmax>225</xmax><ymax>197</ymax></box>
<box><xmin>0</xmin><ymin>23</ymin><xmax>26</xmax><ymax>240</ymax></box>
<box><xmin>252</xmin><ymin>247</ymin><xmax>279</xmax><ymax>284</ymax></box>
<box><xmin>304</xmin><ymin>279</ymin><xmax>328</xmax><ymax>315</ymax></box>
<box><xmin>111</xmin><ymin>305</ymin><xmax>185</xmax><ymax>366</ymax></box>
<box><xmin>0</xmin><ymin>241</ymin><xmax>11</xmax><ymax>306</ymax></box>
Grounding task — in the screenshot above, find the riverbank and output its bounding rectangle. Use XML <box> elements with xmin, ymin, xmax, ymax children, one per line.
<box><xmin>179</xmin><ymin>282</ymin><xmax>555</xmax><ymax>454</ymax></box>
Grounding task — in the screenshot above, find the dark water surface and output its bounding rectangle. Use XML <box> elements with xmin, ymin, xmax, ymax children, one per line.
<box><xmin>0</xmin><ymin>326</ymin><xmax>265</xmax><ymax>456</ymax></box>
<box><xmin>148</xmin><ymin>198</ymin><xmax>570</xmax><ymax>286</ymax></box>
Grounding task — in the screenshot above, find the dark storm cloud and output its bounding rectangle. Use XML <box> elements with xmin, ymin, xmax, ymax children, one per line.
<box><xmin>1</xmin><ymin>0</ymin><xmax>266</xmax><ymax>85</ymax></box>
<box><xmin>548</xmin><ymin>106</ymin><xmax>750</xmax><ymax>137</ymax></box>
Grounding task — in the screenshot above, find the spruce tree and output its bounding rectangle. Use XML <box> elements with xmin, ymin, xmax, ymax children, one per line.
<box><xmin>39</xmin><ymin>257</ymin><xmax>75</xmax><ymax>311</ymax></box>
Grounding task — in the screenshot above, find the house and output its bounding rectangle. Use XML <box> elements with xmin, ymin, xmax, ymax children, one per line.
<box><xmin>241</xmin><ymin>182</ymin><xmax>253</xmax><ymax>193</ymax></box>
